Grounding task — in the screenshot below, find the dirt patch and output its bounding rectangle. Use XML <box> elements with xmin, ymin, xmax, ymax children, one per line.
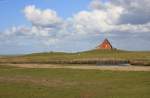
<box><xmin>5</xmin><ymin>64</ymin><xmax>150</xmax><ymax>71</ymax></box>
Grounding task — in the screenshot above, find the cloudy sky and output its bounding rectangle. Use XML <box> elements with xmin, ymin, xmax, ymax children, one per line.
<box><xmin>0</xmin><ymin>0</ymin><xmax>150</xmax><ymax>54</ymax></box>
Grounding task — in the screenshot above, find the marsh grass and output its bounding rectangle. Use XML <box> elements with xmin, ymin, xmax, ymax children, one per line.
<box><xmin>0</xmin><ymin>65</ymin><xmax>150</xmax><ymax>98</ymax></box>
<box><xmin>0</xmin><ymin>50</ymin><xmax>150</xmax><ymax>65</ymax></box>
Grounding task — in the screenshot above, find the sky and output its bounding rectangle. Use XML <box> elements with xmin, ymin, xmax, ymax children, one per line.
<box><xmin>0</xmin><ymin>0</ymin><xmax>150</xmax><ymax>54</ymax></box>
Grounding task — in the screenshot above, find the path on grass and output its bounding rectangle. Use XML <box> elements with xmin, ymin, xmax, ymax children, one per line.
<box><xmin>7</xmin><ymin>64</ymin><xmax>150</xmax><ymax>71</ymax></box>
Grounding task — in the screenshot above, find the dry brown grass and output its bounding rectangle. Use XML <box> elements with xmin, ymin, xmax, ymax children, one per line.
<box><xmin>5</xmin><ymin>64</ymin><xmax>150</xmax><ymax>71</ymax></box>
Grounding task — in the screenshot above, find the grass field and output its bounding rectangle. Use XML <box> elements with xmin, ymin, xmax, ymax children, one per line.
<box><xmin>0</xmin><ymin>50</ymin><xmax>150</xmax><ymax>65</ymax></box>
<box><xmin>0</xmin><ymin>65</ymin><xmax>150</xmax><ymax>98</ymax></box>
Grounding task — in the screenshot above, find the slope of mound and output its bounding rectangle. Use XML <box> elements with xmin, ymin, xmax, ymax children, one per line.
<box><xmin>0</xmin><ymin>50</ymin><xmax>150</xmax><ymax>65</ymax></box>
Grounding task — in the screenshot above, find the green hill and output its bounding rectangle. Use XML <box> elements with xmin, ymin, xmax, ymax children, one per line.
<box><xmin>0</xmin><ymin>49</ymin><xmax>150</xmax><ymax>65</ymax></box>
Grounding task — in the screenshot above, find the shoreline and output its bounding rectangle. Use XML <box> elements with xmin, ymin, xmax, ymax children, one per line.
<box><xmin>4</xmin><ymin>64</ymin><xmax>150</xmax><ymax>72</ymax></box>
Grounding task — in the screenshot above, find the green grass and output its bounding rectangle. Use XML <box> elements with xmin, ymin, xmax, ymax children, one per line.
<box><xmin>0</xmin><ymin>65</ymin><xmax>150</xmax><ymax>98</ymax></box>
<box><xmin>0</xmin><ymin>50</ymin><xmax>150</xmax><ymax>64</ymax></box>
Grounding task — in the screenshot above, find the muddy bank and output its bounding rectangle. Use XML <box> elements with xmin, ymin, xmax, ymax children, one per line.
<box><xmin>6</xmin><ymin>64</ymin><xmax>150</xmax><ymax>71</ymax></box>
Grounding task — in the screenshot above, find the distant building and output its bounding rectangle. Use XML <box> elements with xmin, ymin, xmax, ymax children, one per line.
<box><xmin>96</xmin><ymin>38</ymin><xmax>113</xmax><ymax>50</ymax></box>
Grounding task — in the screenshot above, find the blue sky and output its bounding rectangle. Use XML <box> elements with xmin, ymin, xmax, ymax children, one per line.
<box><xmin>0</xmin><ymin>0</ymin><xmax>91</xmax><ymax>30</ymax></box>
<box><xmin>0</xmin><ymin>0</ymin><xmax>150</xmax><ymax>54</ymax></box>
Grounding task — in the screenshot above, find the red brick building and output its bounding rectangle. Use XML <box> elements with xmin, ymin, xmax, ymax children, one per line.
<box><xmin>96</xmin><ymin>38</ymin><xmax>113</xmax><ymax>50</ymax></box>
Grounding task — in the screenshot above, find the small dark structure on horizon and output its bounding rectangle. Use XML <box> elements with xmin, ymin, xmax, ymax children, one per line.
<box><xmin>96</xmin><ymin>38</ymin><xmax>113</xmax><ymax>50</ymax></box>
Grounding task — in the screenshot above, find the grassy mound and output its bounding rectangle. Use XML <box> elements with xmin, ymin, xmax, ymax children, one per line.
<box><xmin>0</xmin><ymin>49</ymin><xmax>150</xmax><ymax>65</ymax></box>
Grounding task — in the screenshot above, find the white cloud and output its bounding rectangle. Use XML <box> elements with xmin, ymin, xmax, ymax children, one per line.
<box><xmin>72</xmin><ymin>3</ymin><xmax>124</xmax><ymax>36</ymax></box>
<box><xmin>89</xmin><ymin>0</ymin><xmax>103</xmax><ymax>10</ymax></box>
<box><xmin>113</xmin><ymin>23</ymin><xmax>150</xmax><ymax>33</ymax></box>
<box><xmin>24</xmin><ymin>5</ymin><xmax>63</xmax><ymax>27</ymax></box>
<box><xmin>91</xmin><ymin>0</ymin><xmax>150</xmax><ymax>24</ymax></box>
<box><xmin>85</xmin><ymin>0</ymin><xmax>150</xmax><ymax>34</ymax></box>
